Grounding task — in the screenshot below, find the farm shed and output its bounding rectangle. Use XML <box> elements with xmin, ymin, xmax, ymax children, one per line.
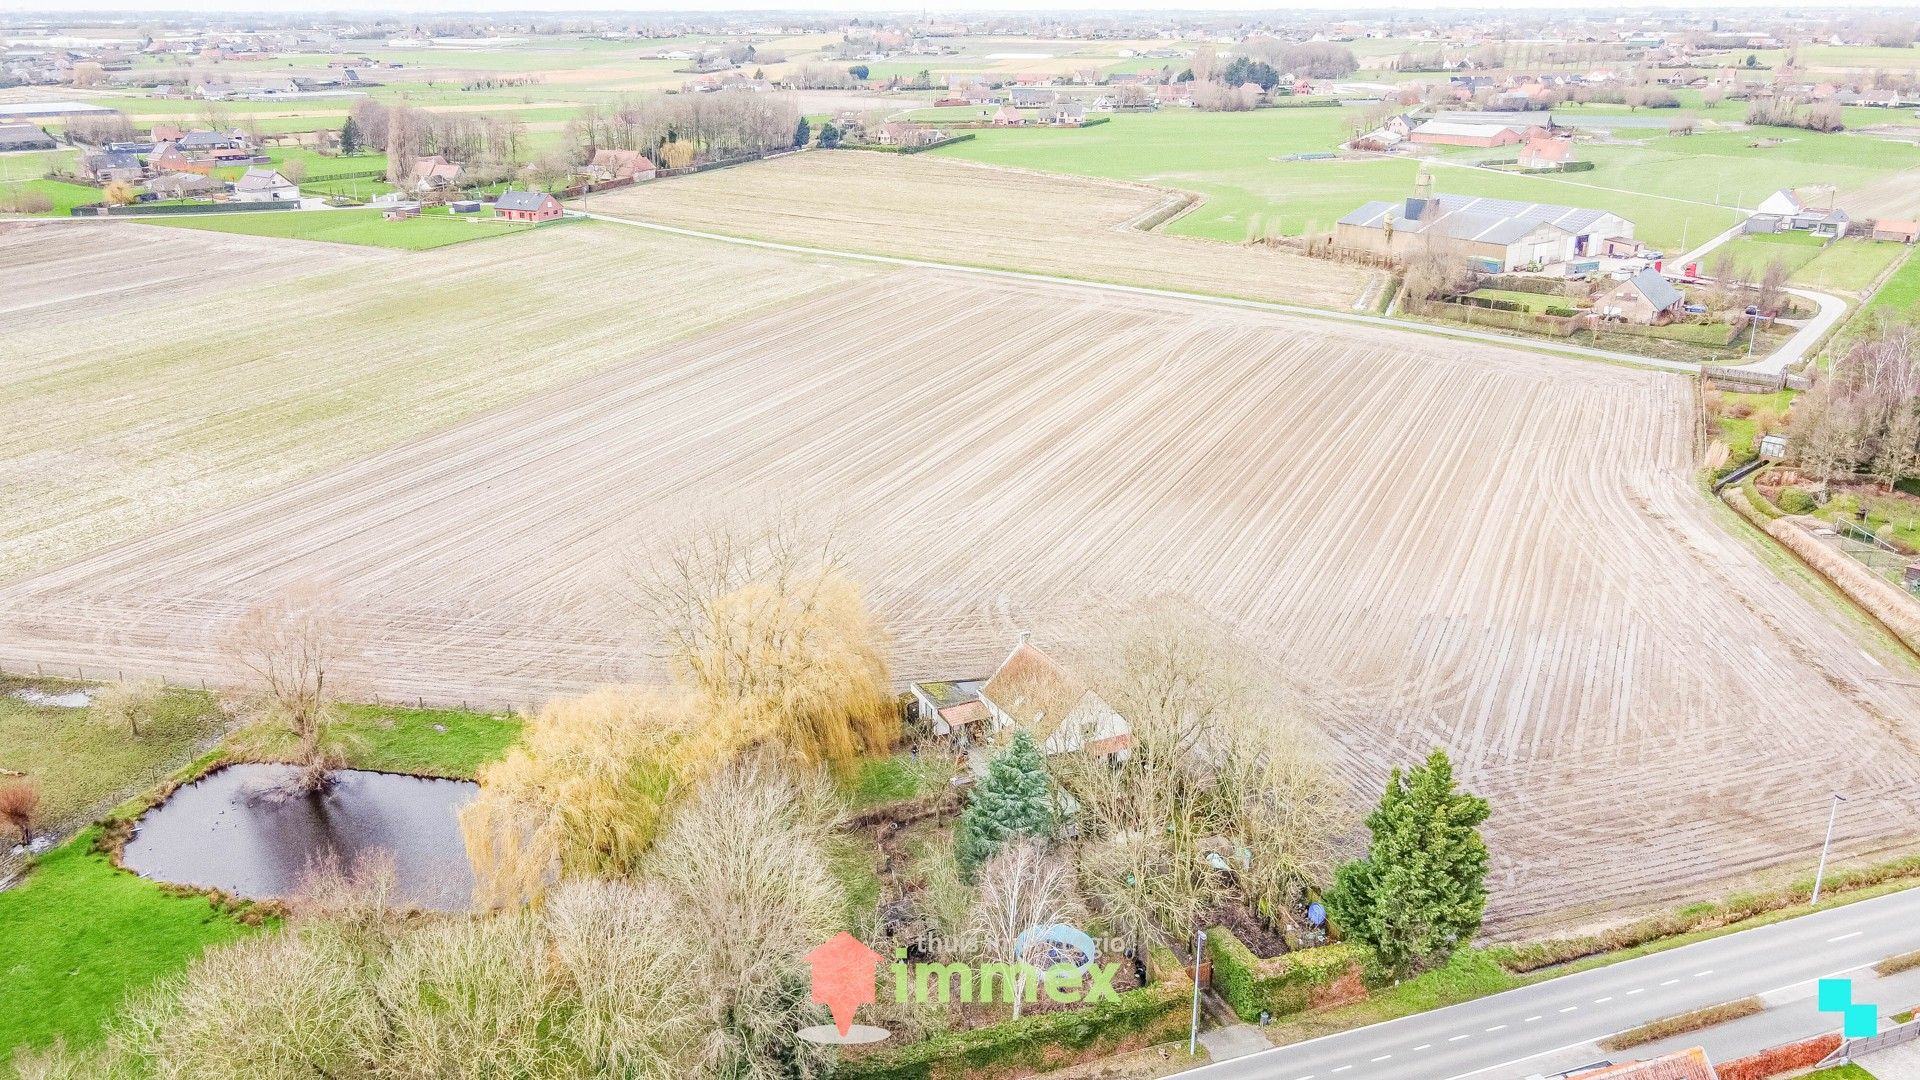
<box><xmin>1337</xmin><ymin>172</ymin><xmax>1632</xmax><ymax>272</ymax></box>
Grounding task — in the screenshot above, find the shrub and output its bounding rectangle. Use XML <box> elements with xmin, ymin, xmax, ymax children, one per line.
<box><xmin>1544</xmin><ymin>306</ymin><xmax>1578</xmax><ymax>318</ymax></box>
<box><xmin>834</xmin><ymin>983</ymin><xmax>1187</xmax><ymax>1080</ymax></box>
<box><xmin>1777</xmin><ymin>486</ymin><xmax>1816</xmax><ymax>514</ymax></box>
<box><xmin>1875</xmin><ymin>949</ymin><xmax>1920</xmax><ymax>977</ymax></box>
<box><xmin>1206</xmin><ymin>928</ymin><xmax>1372</xmax><ymax>1023</ymax></box>
<box><xmin>1600</xmin><ymin>997</ymin><xmax>1762</xmax><ymax>1051</ymax></box>
<box><xmin>0</xmin><ymin>778</ymin><xmax>39</xmax><ymax>845</ymax></box>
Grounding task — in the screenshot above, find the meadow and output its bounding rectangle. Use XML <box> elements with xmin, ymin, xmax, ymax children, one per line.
<box><xmin>930</xmin><ymin>109</ymin><xmax>1745</xmax><ymax>254</ymax></box>
<box><xmin>152</xmin><ymin>205</ymin><xmax>528</xmax><ymax>250</ymax></box>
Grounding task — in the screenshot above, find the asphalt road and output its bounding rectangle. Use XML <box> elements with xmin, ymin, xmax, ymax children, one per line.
<box><xmin>1178</xmin><ymin>887</ymin><xmax>1920</xmax><ymax>1080</ymax></box>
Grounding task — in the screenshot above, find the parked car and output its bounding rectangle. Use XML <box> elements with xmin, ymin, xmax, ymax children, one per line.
<box><xmin>1684</xmin><ymin>303</ymin><xmax>1708</xmax><ymax>314</ymax></box>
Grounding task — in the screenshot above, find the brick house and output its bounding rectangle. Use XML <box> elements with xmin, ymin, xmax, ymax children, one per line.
<box><xmin>493</xmin><ymin>189</ymin><xmax>562</xmax><ymax>222</ymax></box>
<box><xmin>977</xmin><ymin>634</ymin><xmax>1131</xmax><ymax>761</ymax></box>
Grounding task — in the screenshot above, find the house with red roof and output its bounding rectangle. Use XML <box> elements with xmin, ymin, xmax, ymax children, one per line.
<box><xmin>978</xmin><ymin>634</ymin><xmax>1131</xmax><ymax>760</ymax></box>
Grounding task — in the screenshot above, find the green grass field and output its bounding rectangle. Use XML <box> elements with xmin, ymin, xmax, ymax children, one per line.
<box><xmin>930</xmin><ymin>110</ymin><xmax>1743</xmax><ymax>253</ymax></box>
<box><xmin>0</xmin><ymin>677</ymin><xmax>227</xmax><ymax>836</ymax></box>
<box><xmin>0</xmin><ymin>832</ymin><xmax>263</xmax><ymax>1059</ymax></box>
<box><xmin>1793</xmin><ymin>239</ymin><xmax>1909</xmax><ymax>295</ymax></box>
<box><xmin>0</xmin><ymin>177</ymin><xmax>105</xmax><ymax>216</ymax></box>
<box><xmin>1862</xmin><ymin>247</ymin><xmax>1920</xmax><ymax>323</ymax></box>
<box><xmin>1717</xmin><ymin>231</ymin><xmax>1826</xmax><ymax>280</ymax></box>
<box><xmin>148</xmin><ymin>205</ymin><xmax>540</xmax><ymax>250</ymax></box>
<box><xmin>325</xmin><ymin>702</ymin><xmax>522</xmax><ymax>779</ymax></box>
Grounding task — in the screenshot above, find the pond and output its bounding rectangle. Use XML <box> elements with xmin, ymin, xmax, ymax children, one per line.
<box><xmin>121</xmin><ymin>764</ymin><xmax>477</xmax><ymax>910</ymax></box>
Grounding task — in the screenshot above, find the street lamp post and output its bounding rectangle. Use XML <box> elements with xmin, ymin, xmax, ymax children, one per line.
<box><xmin>1812</xmin><ymin>793</ymin><xmax>1847</xmax><ymax>906</ymax></box>
<box><xmin>1189</xmin><ymin>928</ymin><xmax>1207</xmax><ymax>1056</ymax></box>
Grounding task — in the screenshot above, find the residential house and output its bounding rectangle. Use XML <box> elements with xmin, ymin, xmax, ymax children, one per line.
<box><xmin>1748</xmin><ymin>189</ymin><xmax>1850</xmax><ymax>237</ymax></box>
<box><xmin>494</xmin><ymin>189</ymin><xmax>562</xmax><ymax>222</ymax></box>
<box><xmin>977</xmin><ymin>635</ymin><xmax>1132</xmax><ymax>760</ymax></box>
<box><xmin>1518</xmin><ymin>135</ymin><xmax>1573</xmax><ymax>170</ymax></box>
<box><xmin>0</xmin><ymin>122</ymin><xmax>56</xmax><ymax>151</ymax></box>
<box><xmin>1872</xmin><ymin>218</ymin><xmax>1920</xmax><ymax>244</ymax></box>
<box><xmin>1599</xmin><ymin>267</ymin><xmax>1687</xmax><ymax>324</ymax></box>
<box><xmin>232</xmin><ymin>166</ymin><xmax>299</xmax><ymax>202</ymax></box>
<box><xmin>81</xmin><ymin>150</ymin><xmax>142</xmax><ymax>183</ymax></box>
<box><xmin>410</xmin><ymin>154</ymin><xmax>465</xmax><ymax>193</ymax></box>
<box><xmin>582</xmin><ymin>147</ymin><xmax>656</xmax><ymax>181</ymax></box>
<box><xmin>990</xmin><ymin>105</ymin><xmax>1025</xmax><ymax>126</ymax></box>
<box><xmin>146</xmin><ymin>171</ymin><xmax>224</xmax><ymax>198</ymax></box>
<box><xmin>1156</xmin><ymin>82</ymin><xmax>1194</xmax><ymax>107</ymax></box>
<box><xmin>1048</xmin><ymin>101</ymin><xmax>1087</xmax><ymax>126</ymax></box>
<box><xmin>910</xmin><ymin>678</ymin><xmax>989</xmax><ymax>747</ymax></box>
<box><xmin>175</xmin><ymin>129</ymin><xmax>249</xmax><ymax>153</ymax></box>
<box><xmin>875</xmin><ymin>122</ymin><xmax>946</xmax><ymax>147</ymax></box>
<box><xmin>1336</xmin><ymin>171</ymin><xmax>1633</xmax><ymax>271</ymax></box>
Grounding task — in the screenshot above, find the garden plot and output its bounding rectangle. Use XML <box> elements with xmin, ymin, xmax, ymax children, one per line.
<box><xmin>4</xmin><ymin>267</ymin><xmax>1920</xmax><ymax>928</ymax></box>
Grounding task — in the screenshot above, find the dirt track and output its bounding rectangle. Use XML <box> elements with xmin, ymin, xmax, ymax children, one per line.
<box><xmin>6</xmin><ymin>263</ymin><xmax>1920</xmax><ymax>927</ymax></box>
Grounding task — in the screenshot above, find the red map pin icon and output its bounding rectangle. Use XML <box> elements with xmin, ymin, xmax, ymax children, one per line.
<box><xmin>804</xmin><ymin>932</ymin><xmax>883</xmax><ymax>1036</ymax></box>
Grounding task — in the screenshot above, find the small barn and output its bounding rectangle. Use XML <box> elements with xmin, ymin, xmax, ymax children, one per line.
<box><xmin>1600</xmin><ymin>268</ymin><xmax>1687</xmax><ymax>324</ymax></box>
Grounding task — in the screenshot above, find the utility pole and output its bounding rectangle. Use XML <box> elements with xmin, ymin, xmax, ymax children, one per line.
<box><xmin>1812</xmin><ymin>792</ymin><xmax>1847</xmax><ymax>905</ymax></box>
<box><xmin>1189</xmin><ymin>928</ymin><xmax>1207</xmax><ymax>1055</ymax></box>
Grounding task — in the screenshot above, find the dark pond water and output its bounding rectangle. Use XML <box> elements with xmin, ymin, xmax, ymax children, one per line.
<box><xmin>121</xmin><ymin>764</ymin><xmax>477</xmax><ymax>910</ymax></box>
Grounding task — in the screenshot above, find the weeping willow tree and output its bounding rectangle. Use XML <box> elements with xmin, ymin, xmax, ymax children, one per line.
<box><xmin>632</xmin><ymin>513</ymin><xmax>899</xmax><ymax>770</ymax></box>
<box><xmin>460</xmin><ymin>688</ymin><xmax>725</xmax><ymax>908</ymax></box>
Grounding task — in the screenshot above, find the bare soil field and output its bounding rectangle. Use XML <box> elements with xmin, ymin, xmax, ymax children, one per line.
<box><xmin>5</xmin><ymin>264</ymin><xmax>1920</xmax><ymax>926</ymax></box>
<box><xmin>1841</xmin><ymin>166</ymin><xmax>1920</xmax><ymax>220</ymax></box>
<box><xmin>585</xmin><ymin>151</ymin><xmax>1375</xmax><ymax>310</ymax></box>
<box><xmin>0</xmin><ymin>221</ymin><xmax>877</xmax><ymax>582</ymax></box>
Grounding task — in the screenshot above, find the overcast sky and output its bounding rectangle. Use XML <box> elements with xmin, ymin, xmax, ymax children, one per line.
<box><xmin>3</xmin><ymin>0</ymin><xmax>1912</xmax><ymax>14</ymax></box>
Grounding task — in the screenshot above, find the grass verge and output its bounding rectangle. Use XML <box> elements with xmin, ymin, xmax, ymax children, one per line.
<box><xmin>1599</xmin><ymin>997</ymin><xmax>1762</xmax><ymax>1052</ymax></box>
<box><xmin>1876</xmin><ymin>949</ymin><xmax>1920</xmax><ymax>977</ymax></box>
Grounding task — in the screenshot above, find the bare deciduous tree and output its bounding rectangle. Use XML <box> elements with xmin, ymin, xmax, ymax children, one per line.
<box><xmin>970</xmin><ymin>839</ymin><xmax>1086</xmax><ymax>1020</ymax></box>
<box><xmin>0</xmin><ymin>779</ymin><xmax>39</xmax><ymax>847</ymax></box>
<box><xmin>226</xmin><ymin>584</ymin><xmax>353</xmax><ymax>791</ymax></box>
<box><xmin>94</xmin><ymin>679</ymin><xmax>164</xmax><ymax>738</ymax></box>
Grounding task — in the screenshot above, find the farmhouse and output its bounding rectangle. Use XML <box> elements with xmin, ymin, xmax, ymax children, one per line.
<box><xmin>1518</xmin><ymin>135</ymin><xmax>1574</xmax><ymax>170</ymax></box>
<box><xmin>232</xmin><ymin>167</ymin><xmax>300</xmax><ymax>202</ymax></box>
<box><xmin>1873</xmin><ymin>219</ymin><xmax>1920</xmax><ymax>244</ymax></box>
<box><xmin>0</xmin><ymin>123</ymin><xmax>56</xmax><ymax>151</ymax></box>
<box><xmin>1336</xmin><ymin>172</ymin><xmax>1633</xmax><ymax>271</ymax></box>
<box><xmin>410</xmin><ymin>155</ymin><xmax>465</xmax><ymax>193</ymax></box>
<box><xmin>1598</xmin><ymin>267</ymin><xmax>1686</xmax><ymax>324</ymax></box>
<box><xmin>493</xmin><ymin>189</ymin><xmax>562</xmax><ymax>222</ymax></box>
<box><xmin>582</xmin><ymin>147</ymin><xmax>656</xmax><ymax>181</ymax></box>
<box><xmin>978</xmin><ymin>635</ymin><xmax>1132</xmax><ymax>760</ymax></box>
<box><xmin>990</xmin><ymin>105</ymin><xmax>1024</xmax><ymax>126</ymax></box>
<box><xmin>1410</xmin><ymin>120</ymin><xmax>1531</xmax><ymax>147</ymax></box>
<box><xmin>876</xmin><ymin>122</ymin><xmax>946</xmax><ymax>147</ymax></box>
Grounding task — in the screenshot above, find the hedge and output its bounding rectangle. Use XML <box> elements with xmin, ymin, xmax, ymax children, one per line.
<box><xmin>1206</xmin><ymin>928</ymin><xmax>1371</xmax><ymax>1023</ymax></box>
<box><xmin>834</xmin><ymin>982</ymin><xmax>1188</xmax><ymax>1080</ymax></box>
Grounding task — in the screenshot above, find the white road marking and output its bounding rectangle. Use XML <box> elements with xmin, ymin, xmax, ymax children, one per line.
<box><xmin>1661</xmin><ymin>979</ymin><xmax>1680</xmax><ymax>986</ymax></box>
<box><xmin>1560</xmin><ymin>1006</ymin><xmax>1578</xmax><ymax>1013</ymax></box>
<box><xmin>1486</xmin><ymin>1025</ymin><xmax>1507</xmax><ymax>1032</ymax></box>
<box><xmin>1449</xmin><ymin>1034</ymin><xmax>1471</xmax><ymax>1042</ymax></box>
<box><xmin>1626</xmin><ymin>988</ymin><xmax>1645</xmax><ymax>996</ymax></box>
<box><xmin>1523</xmin><ymin>1016</ymin><xmax>1541</xmax><ymax>1023</ymax></box>
<box><xmin>1595</xmin><ymin>997</ymin><xmax>1613</xmax><ymax>1003</ymax></box>
<box><xmin>1332</xmin><ymin>1066</ymin><xmax>1352</xmax><ymax>1074</ymax></box>
<box><xmin>1830</xmin><ymin>932</ymin><xmax>1863</xmax><ymax>943</ymax></box>
<box><xmin>1371</xmin><ymin>1055</ymin><xmax>1392</xmax><ymax>1062</ymax></box>
<box><xmin>1695</xmin><ymin>970</ymin><xmax>1714</xmax><ymax>977</ymax></box>
<box><xmin>1414</xmin><ymin>1045</ymin><xmax>1432</xmax><ymax>1051</ymax></box>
